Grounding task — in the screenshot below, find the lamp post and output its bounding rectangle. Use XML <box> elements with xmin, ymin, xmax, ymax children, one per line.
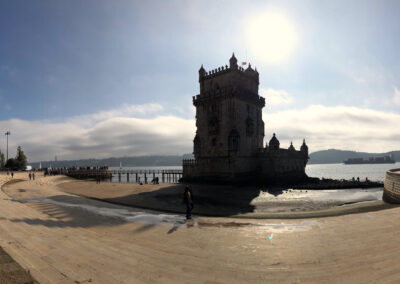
<box><xmin>5</xmin><ymin>131</ymin><xmax>10</xmax><ymax>161</ymax></box>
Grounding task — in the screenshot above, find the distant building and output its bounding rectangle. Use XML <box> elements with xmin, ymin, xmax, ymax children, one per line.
<box><xmin>182</xmin><ymin>53</ymin><xmax>309</xmax><ymax>183</ymax></box>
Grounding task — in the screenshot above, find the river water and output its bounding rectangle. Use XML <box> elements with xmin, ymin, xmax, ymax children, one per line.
<box><xmin>306</xmin><ymin>162</ymin><xmax>400</xmax><ymax>182</ymax></box>
<box><xmin>111</xmin><ymin>162</ymin><xmax>400</xmax><ymax>182</ymax></box>
<box><xmin>107</xmin><ymin>163</ymin><xmax>399</xmax><ymax>208</ymax></box>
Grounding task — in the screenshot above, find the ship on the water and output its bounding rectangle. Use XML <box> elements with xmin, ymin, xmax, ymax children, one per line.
<box><xmin>344</xmin><ymin>156</ymin><xmax>395</xmax><ymax>164</ymax></box>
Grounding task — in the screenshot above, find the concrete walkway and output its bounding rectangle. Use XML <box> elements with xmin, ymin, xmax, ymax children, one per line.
<box><xmin>1</xmin><ymin>173</ymin><xmax>400</xmax><ymax>283</ymax></box>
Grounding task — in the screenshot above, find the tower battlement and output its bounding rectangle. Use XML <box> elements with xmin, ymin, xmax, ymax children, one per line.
<box><xmin>199</xmin><ymin>63</ymin><xmax>258</xmax><ymax>81</ymax></box>
<box><xmin>198</xmin><ymin>53</ymin><xmax>260</xmax><ymax>99</ymax></box>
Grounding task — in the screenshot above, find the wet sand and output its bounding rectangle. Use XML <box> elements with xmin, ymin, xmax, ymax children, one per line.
<box><xmin>1</xmin><ymin>173</ymin><xmax>400</xmax><ymax>283</ymax></box>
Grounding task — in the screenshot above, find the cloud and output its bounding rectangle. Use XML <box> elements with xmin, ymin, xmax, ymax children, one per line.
<box><xmin>67</xmin><ymin>103</ymin><xmax>164</xmax><ymax>127</ymax></box>
<box><xmin>264</xmin><ymin>105</ymin><xmax>400</xmax><ymax>153</ymax></box>
<box><xmin>394</xmin><ymin>87</ymin><xmax>400</xmax><ymax>105</ymax></box>
<box><xmin>0</xmin><ymin>103</ymin><xmax>399</xmax><ymax>162</ymax></box>
<box><xmin>261</xmin><ymin>88</ymin><xmax>293</xmax><ymax>107</ymax></box>
<box><xmin>0</xmin><ymin>104</ymin><xmax>195</xmax><ymax>162</ymax></box>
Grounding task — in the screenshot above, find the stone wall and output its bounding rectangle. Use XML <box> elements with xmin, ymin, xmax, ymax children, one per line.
<box><xmin>383</xmin><ymin>168</ymin><xmax>400</xmax><ymax>203</ymax></box>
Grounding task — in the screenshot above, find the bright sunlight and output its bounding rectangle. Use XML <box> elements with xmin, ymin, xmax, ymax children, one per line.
<box><xmin>246</xmin><ymin>11</ymin><xmax>298</xmax><ymax>65</ymax></box>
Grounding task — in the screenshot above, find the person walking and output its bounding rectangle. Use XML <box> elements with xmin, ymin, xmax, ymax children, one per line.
<box><xmin>183</xmin><ymin>185</ymin><xmax>194</xmax><ymax>220</ymax></box>
<box><xmin>32</xmin><ymin>172</ymin><xmax>35</xmax><ymax>180</ymax></box>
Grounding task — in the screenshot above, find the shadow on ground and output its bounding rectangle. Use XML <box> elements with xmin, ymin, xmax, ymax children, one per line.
<box><xmin>8</xmin><ymin>195</ymin><xmax>127</xmax><ymax>228</ymax></box>
<box><xmin>101</xmin><ymin>184</ymin><xmax>264</xmax><ymax>217</ymax></box>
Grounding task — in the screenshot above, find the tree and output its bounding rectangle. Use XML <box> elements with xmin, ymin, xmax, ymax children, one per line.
<box><xmin>5</xmin><ymin>158</ymin><xmax>18</xmax><ymax>170</ymax></box>
<box><xmin>0</xmin><ymin>150</ymin><xmax>5</xmax><ymax>168</ymax></box>
<box><xmin>15</xmin><ymin>146</ymin><xmax>27</xmax><ymax>169</ymax></box>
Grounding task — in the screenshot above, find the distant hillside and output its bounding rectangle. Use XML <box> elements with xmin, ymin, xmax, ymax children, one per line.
<box><xmin>309</xmin><ymin>149</ymin><xmax>400</xmax><ymax>164</ymax></box>
<box><xmin>28</xmin><ymin>150</ymin><xmax>399</xmax><ymax>168</ymax></box>
<box><xmin>29</xmin><ymin>154</ymin><xmax>194</xmax><ymax>168</ymax></box>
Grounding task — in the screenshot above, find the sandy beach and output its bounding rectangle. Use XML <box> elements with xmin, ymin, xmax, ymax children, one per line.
<box><xmin>0</xmin><ymin>172</ymin><xmax>400</xmax><ymax>283</ymax></box>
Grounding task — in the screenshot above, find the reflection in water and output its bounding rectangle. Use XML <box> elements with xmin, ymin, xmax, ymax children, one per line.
<box><xmin>255</xmin><ymin>188</ymin><xmax>383</xmax><ymax>203</ymax></box>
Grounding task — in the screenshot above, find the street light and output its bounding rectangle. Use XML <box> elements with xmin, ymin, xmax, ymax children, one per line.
<box><xmin>5</xmin><ymin>131</ymin><xmax>10</xmax><ymax>161</ymax></box>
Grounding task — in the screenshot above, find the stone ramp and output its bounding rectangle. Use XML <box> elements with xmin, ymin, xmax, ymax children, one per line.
<box><xmin>0</xmin><ymin>246</ymin><xmax>38</xmax><ymax>284</ymax></box>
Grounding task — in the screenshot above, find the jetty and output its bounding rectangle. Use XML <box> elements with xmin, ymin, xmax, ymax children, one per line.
<box><xmin>65</xmin><ymin>168</ymin><xmax>183</xmax><ymax>183</ymax></box>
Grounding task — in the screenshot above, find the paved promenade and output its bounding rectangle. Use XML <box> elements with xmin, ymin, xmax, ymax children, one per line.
<box><xmin>0</xmin><ymin>173</ymin><xmax>400</xmax><ymax>283</ymax></box>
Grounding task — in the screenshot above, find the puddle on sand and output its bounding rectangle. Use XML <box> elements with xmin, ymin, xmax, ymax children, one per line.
<box><xmin>240</xmin><ymin>220</ymin><xmax>320</xmax><ymax>233</ymax></box>
<box><xmin>256</xmin><ymin>188</ymin><xmax>383</xmax><ymax>204</ymax></box>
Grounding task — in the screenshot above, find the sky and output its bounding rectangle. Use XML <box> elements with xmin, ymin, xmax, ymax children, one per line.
<box><xmin>0</xmin><ymin>0</ymin><xmax>400</xmax><ymax>162</ymax></box>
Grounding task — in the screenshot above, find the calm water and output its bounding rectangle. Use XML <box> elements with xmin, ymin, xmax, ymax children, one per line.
<box><xmin>306</xmin><ymin>162</ymin><xmax>400</xmax><ymax>182</ymax></box>
<box><xmin>110</xmin><ymin>162</ymin><xmax>400</xmax><ymax>182</ymax></box>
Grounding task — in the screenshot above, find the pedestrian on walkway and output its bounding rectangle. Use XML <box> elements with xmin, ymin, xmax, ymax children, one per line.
<box><xmin>183</xmin><ymin>185</ymin><xmax>194</xmax><ymax>220</ymax></box>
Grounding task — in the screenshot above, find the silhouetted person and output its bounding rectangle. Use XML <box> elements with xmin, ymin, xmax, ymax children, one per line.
<box><xmin>11</xmin><ymin>172</ymin><xmax>14</xmax><ymax>178</ymax></box>
<box><xmin>29</xmin><ymin>172</ymin><xmax>32</xmax><ymax>180</ymax></box>
<box><xmin>183</xmin><ymin>185</ymin><xmax>194</xmax><ymax>220</ymax></box>
<box><xmin>32</xmin><ymin>172</ymin><xmax>35</xmax><ymax>180</ymax></box>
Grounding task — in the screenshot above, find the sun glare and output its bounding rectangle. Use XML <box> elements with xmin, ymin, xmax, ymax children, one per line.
<box><xmin>246</xmin><ymin>12</ymin><xmax>298</xmax><ymax>65</ymax></box>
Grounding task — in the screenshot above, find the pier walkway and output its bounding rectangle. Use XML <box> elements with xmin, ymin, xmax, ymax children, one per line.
<box><xmin>66</xmin><ymin>169</ymin><xmax>183</xmax><ymax>183</ymax></box>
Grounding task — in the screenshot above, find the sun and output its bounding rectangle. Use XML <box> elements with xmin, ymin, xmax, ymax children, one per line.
<box><xmin>246</xmin><ymin>11</ymin><xmax>298</xmax><ymax>65</ymax></box>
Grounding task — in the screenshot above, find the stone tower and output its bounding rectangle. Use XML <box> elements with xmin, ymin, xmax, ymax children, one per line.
<box><xmin>183</xmin><ymin>53</ymin><xmax>308</xmax><ymax>183</ymax></box>
<box><xmin>193</xmin><ymin>53</ymin><xmax>265</xmax><ymax>162</ymax></box>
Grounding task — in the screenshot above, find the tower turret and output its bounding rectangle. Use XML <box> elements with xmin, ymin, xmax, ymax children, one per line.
<box><xmin>199</xmin><ymin>65</ymin><xmax>206</xmax><ymax>81</ymax></box>
<box><xmin>269</xmin><ymin>133</ymin><xmax>280</xmax><ymax>150</ymax></box>
<box><xmin>229</xmin><ymin>53</ymin><xmax>238</xmax><ymax>69</ymax></box>
<box><xmin>300</xmin><ymin>139</ymin><xmax>308</xmax><ymax>155</ymax></box>
<box><xmin>288</xmin><ymin>141</ymin><xmax>295</xmax><ymax>151</ymax></box>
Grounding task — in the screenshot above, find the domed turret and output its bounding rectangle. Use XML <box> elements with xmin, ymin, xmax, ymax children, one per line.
<box><xmin>288</xmin><ymin>141</ymin><xmax>295</xmax><ymax>151</ymax></box>
<box><xmin>269</xmin><ymin>133</ymin><xmax>280</xmax><ymax>150</ymax></box>
<box><xmin>300</xmin><ymin>139</ymin><xmax>308</xmax><ymax>154</ymax></box>
<box><xmin>229</xmin><ymin>53</ymin><xmax>238</xmax><ymax>69</ymax></box>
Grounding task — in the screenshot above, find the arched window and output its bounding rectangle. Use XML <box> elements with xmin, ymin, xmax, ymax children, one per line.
<box><xmin>194</xmin><ymin>134</ymin><xmax>201</xmax><ymax>156</ymax></box>
<box><xmin>228</xmin><ymin>129</ymin><xmax>240</xmax><ymax>152</ymax></box>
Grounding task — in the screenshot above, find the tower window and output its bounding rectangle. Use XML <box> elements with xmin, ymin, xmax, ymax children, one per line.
<box><xmin>228</xmin><ymin>129</ymin><xmax>240</xmax><ymax>152</ymax></box>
